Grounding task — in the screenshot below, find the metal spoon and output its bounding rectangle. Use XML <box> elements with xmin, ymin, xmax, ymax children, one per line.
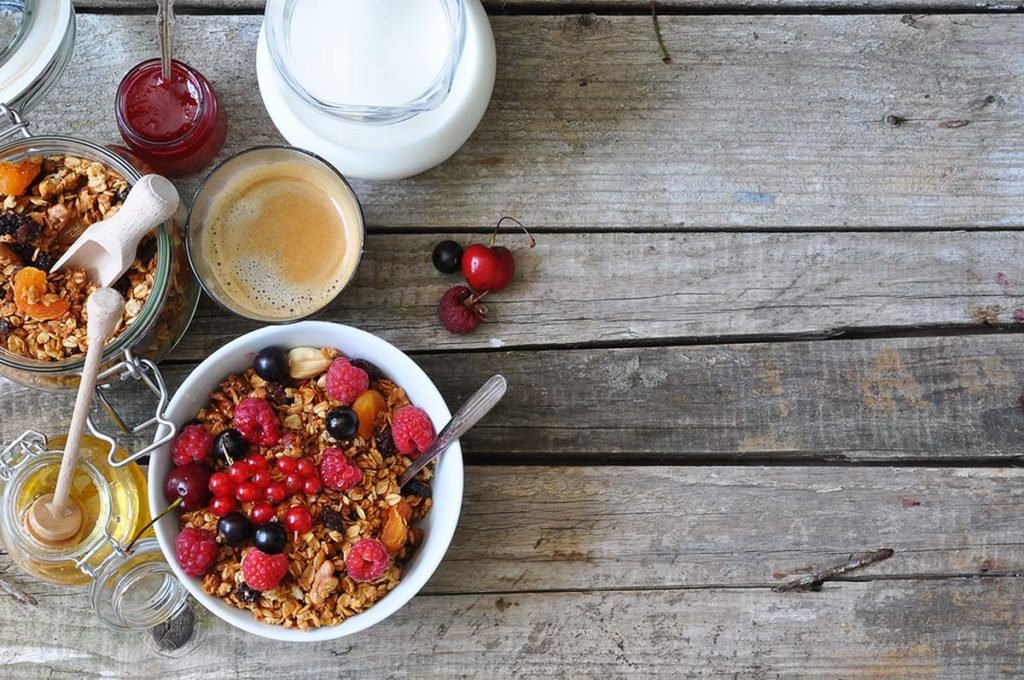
<box><xmin>398</xmin><ymin>375</ymin><xmax>507</xmax><ymax>488</ymax></box>
<box><xmin>158</xmin><ymin>0</ymin><xmax>175</xmax><ymax>81</ymax></box>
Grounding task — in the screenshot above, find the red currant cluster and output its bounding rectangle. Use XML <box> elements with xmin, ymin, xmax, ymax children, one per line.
<box><xmin>208</xmin><ymin>454</ymin><xmax>322</xmax><ymax>524</ymax></box>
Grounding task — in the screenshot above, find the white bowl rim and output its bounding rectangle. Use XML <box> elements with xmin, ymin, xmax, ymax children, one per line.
<box><xmin>147</xmin><ymin>321</ymin><xmax>463</xmax><ymax>641</ymax></box>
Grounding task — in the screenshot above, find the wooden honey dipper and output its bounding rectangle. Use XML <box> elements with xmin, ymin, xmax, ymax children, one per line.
<box><xmin>25</xmin><ymin>288</ymin><xmax>125</xmax><ymax>546</ymax></box>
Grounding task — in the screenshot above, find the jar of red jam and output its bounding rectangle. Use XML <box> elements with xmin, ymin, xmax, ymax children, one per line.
<box><xmin>114</xmin><ymin>59</ymin><xmax>227</xmax><ymax>177</ymax></box>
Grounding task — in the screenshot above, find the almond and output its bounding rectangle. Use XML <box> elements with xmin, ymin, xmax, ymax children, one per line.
<box><xmin>288</xmin><ymin>346</ymin><xmax>333</xmax><ymax>379</ymax></box>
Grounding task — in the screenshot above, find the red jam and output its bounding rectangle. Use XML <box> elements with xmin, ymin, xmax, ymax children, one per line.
<box><xmin>115</xmin><ymin>59</ymin><xmax>227</xmax><ymax>177</ymax></box>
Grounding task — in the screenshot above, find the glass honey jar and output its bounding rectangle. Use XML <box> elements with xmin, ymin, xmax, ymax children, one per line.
<box><xmin>0</xmin><ymin>430</ymin><xmax>189</xmax><ymax>630</ymax></box>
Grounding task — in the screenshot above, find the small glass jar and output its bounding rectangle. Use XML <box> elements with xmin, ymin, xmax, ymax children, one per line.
<box><xmin>0</xmin><ymin>431</ymin><xmax>189</xmax><ymax>630</ymax></box>
<box><xmin>114</xmin><ymin>59</ymin><xmax>227</xmax><ymax>177</ymax></box>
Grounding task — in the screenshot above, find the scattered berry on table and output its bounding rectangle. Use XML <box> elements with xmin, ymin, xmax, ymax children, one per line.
<box><xmin>325</xmin><ymin>407</ymin><xmax>359</xmax><ymax>440</ymax></box>
<box><xmin>461</xmin><ymin>243</ymin><xmax>515</xmax><ymax>293</ymax></box>
<box><xmin>438</xmin><ymin>285</ymin><xmax>485</xmax><ymax>335</ymax></box>
<box><xmin>283</xmin><ymin>506</ymin><xmax>313</xmax><ymax>534</ymax></box>
<box><xmin>402</xmin><ymin>478</ymin><xmax>432</xmax><ymax>500</ymax></box>
<box><xmin>171</xmin><ymin>424</ymin><xmax>213</xmax><ymax>466</ymax></box>
<box><xmin>235</xmin><ymin>583</ymin><xmax>261</xmax><ymax>604</ymax></box>
<box><xmin>175</xmin><ymin>528</ymin><xmax>218</xmax><ymax>577</ymax></box>
<box><xmin>432</xmin><ymin>239</ymin><xmax>464</xmax><ymax>274</ymax></box>
<box><xmin>253</xmin><ymin>522</ymin><xmax>287</xmax><ymax>555</ymax></box>
<box><xmin>233</xmin><ymin>397</ymin><xmax>281</xmax><ymax>446</ymax></box>
<box><xmin>253</xmin><ymin>346</ymin><xmax>289</xmax><ymax>383</ymax></box>
<box><xmin>217</xmin><ymin>511</ymin><xmax>253</xmax><ymax>547</ymax></box>
<box><xmin>319</xmin><ymin>508</ymin><xmax>346</xmax><ymax>533</ymax></box>
<box><xmin>242</xmin><ymin>548</ymin><xmax>289</xmax><ymax>591</ymax></box>
<box><xmin>209</xmin><ymin>472</ymin><xmax>234</xmax><ymax>497</ymax></box>
<box><xmin>345</xmin><ymin>538</ymin><xmax>391</xmax><ymax>582</ymax></box>
<box><xmin>210</xmin><ymin>495</ymin><xmax>237</xmax><ymax>517</ymax></box>
<box><xmin>214</xmin><ymin>428</ymin><xmax>249</xmax><ymax>463</ymax></box>
<box><xmin>266</xmin><ymin>482</ymin><xmax>288</xmax><ymax>504</ymax></box>
<box><xmin>164</xmin><ymin>463</ymin><xmax>212</xmax><ymax>511</ymax></box>
<box><xmin>350</xmin><ymin>358</ymin><xmax>386</xmax><ymax>382</ymax></box>
<box><xmin>275</xmin><ymin>457</ymin><xmax>297</xmax><ymax>474</ymax></box>
<box><xmin>375</xmin><ymin>427</ymin><xmax>397</xmax><ymax>457</ymax></box>
<box><xmin>391</xmin><ymin>406</ymin><xmax>436</xmax><ymax>458</ymax></box>
<box><xmin>227</xmin><ymin>461</ymin><xmax>250</xmax><ymax>484</ymax></box>
<box><xmin>319</xmin><ymin>448</ymin><xmax>363</xmax><ymax>491</ymax></box>
<box><xmin>325</xmin><ymin>358</ymin><xmax>369</xmax><ymax>405</ymax></box>
<box><xmin>250</xmin><ymin>502</ymin><xmax>276</xmax><ymax>525</ymax></box>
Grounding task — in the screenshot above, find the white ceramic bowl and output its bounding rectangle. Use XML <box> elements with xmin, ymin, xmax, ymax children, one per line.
<box><xmin>148</xmin><ymin>321</ymin><xmax>463</xmax><ymax>641</ymax></box>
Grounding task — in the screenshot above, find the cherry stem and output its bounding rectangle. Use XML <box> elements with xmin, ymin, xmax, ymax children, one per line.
<box><xmin>125</xmin><ymin>496</ymin><xmax>182</xmax><ymax>553</ymax></box>
<box><xmin>489</xmin><ymin>216</ymin><xmax>537</xmax><ymax>249</ymax></box>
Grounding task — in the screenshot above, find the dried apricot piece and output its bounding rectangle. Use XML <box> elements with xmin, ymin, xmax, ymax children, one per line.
<box><xmin>352</xmin><ymin>389</ymin><xmax>386</xmax><ymax>440</ymax></box>
<box><xmin>13</xmin><ymin>266</ymin><xmax>69</xmax><ymax>321</ymax></box>
<box><xmin>380</xmin><ymin>504</ymin><xmax>408</xmax><ymax>553</ymax></box>
<box><xmin>0</xmin><ymin>158</ymin><xmax>42</xmax><ymax>197</ymax></box>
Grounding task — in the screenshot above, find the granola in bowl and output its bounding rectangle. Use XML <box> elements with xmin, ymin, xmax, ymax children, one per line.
<box><xmin>0</xmin><ymin>155</ymin><xmax>159</xmax><ymax>361</ymax></box>
<box><xmin>164</xmin><ymin>346</ymin><xmax>437</xmax><ymax>631</ymax></box>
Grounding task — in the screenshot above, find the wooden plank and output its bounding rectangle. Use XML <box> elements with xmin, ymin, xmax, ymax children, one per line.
<box><xmin>3</xmin><ymin>334</ymin><xmax>1023</xmax><ymax>463</ymax></box>
<box><xmin>72</xmin><ymin>0</ymin><xmax>1018</xmax><ymax>10</ymax></box>
<box><xmin>27</xmin><ymin>14</ymin><xmax>1024</xmax><ymax>229</ymax></box>
<box><xmin>1</xmin><ymin>577</ymin><xmax>1022</xmax><ymax>677</ymax></box>
<box><xmin>101</xmin><ymin>231</ymin><xmax>1024</xmax><ymax>354</ymax></box>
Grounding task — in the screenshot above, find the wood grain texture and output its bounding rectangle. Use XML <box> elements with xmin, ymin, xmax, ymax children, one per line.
<box><xmin>3</xmin><ymin>334</ymin><xmax>1023</xmax><ymax>463</ymax></box>
<box><xmin>27</xmin><ymin>14</ymin><xmax>1024</xmax><ymax>228</ymax></box>
<box><xmin>1</xmin><ymin>577</ymin><xmax>1022</xmax><ymax>677</ymax></box>
<box><xmin>96</xmin><ymin>231</ymin><xmax>1024</xmax><ymax>354</ymax></box>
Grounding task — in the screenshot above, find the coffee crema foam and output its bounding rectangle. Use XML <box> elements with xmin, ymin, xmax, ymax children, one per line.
<box><xmin>201</xmin><ymin>160</ymin><xmax>362</xmax><ymax>320</ymax></box>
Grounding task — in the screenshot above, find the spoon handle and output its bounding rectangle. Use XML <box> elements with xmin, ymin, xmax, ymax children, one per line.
<box><xmin>398</xmin><ymin>375</ymin><xmax>507</xmax><ymax>488</ymax></box>
<box><xmin>158</xmin><ymin>0</ymin><xmax>175</xmax><ymax>81</ymax></box>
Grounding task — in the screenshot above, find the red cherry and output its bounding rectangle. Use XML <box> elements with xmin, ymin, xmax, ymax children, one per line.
<box><xmin>250</xmin><ymin>470</ymin><xmax>271</xmax><ymax>488</ymax></box>
<box><xmin>461</xmin><ymin>244</ymin><xmax>515</xmax><ymax>293</ymax></box>
<box><xmin>228</xmin><ymin>461</ymin><xmax>250</xmax><ymax>484</ymax></box>
<box><xmin>284</xmin><ymin>473</ymin><xmax>304</xmax><ymax>493</ymax></box>
<box><xmin>303</xmin><ymin>477</ymin><xmax>322</xmax><ymax>495</ymax></box>
<box><xmin>296</xmin><ymin>458</ymin><xmax>316</xmax><ymax>478</ymax></box>
<box><xmin>209</xmin><ymin>472</ymin><xmax>234</xmax><ymax>497</ymax></box>
<box><xmin>236</xmin><ymin>482</ymin><xmax>261</xmax><ymax>503</ymax></box>
<box><xmin>283</xmin><ymin>506</ymin><xmax>313</xmax><ymax>533</ymax></box>
<box><xmin>266</xmin><ymin>483</ymin><xmax>288</xmax><ymax>504</ymax></box>
<box><xmin>276</xmin><ymin>457</ymin><xmax>297</xmax><ymax>474</ymax></box>
<box><xmin>250</xmin><ymin>502</ymin><xmax>275</xmax><ymax>524</ymax></box>
<box><xmin>245</xmin><ymin>454</ymin><xmax>268</xmax><ymax>471</ymax></box>
<box><xmin>210</xmin><ymin>495</ymin><xmax>236</xmax><ymax>517</ymax></box>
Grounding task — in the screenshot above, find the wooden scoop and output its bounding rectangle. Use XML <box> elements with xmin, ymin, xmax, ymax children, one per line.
<box><xmin>49</xmin><ymin>175</ymin><xmax>179</xmax><ymax>287</ymax></box>
<box><xmin>25</xmin><ymin>288</ymin><xmax>125</xmax><ymax>546</ymax></box>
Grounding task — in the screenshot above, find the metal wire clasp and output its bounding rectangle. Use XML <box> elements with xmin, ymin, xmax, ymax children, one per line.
<box><xmin>0</xmin><ymin>104</ymin><xmax>32</xmax><ymax>142</ymax></box>
<box><xmin>86</xmin><ymin>349</ymin><xmax>177</xmax><ymax>469</ymax></box>
<box><xmin>0</xmin><ymin>430</ymin><xmax>48</xmax><ymax>481</ymax></box>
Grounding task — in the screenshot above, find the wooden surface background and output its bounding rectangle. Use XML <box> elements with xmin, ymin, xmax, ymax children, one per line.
<box><xmin>0</xmin><ymin>1</ymin><xmax>1022</xmax><ymax>678</ymax></box>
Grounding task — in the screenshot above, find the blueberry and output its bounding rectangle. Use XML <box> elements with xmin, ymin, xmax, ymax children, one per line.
<box><xmin>350</xmin><ymin>358</ymin><xmax>385</xmax><ymax>383</ymax></box>
<box><xmin>254</xmin><ymin>346</ymin><xmax>289</xmax><ymax>383</ymax></box>
<box><xmin>432</xmin><ymin>240</ymin><xmax>463</xmax><ymax>274</ymax></box>
<box><xmin>253</xmin><ymin>522</ymin><xmax>287</xmax><ymax>555</ymax></box>
<box><xmin>326</xmin><ymin>407</ymin><xmax>359</xmax><ymax>440</ymax></box>
<box><xmin>217</xmin><ymin>512</ymin><xmax>253</xmax><ymax>547</ymax></box>
<box><xmin>214</xmin><ymin>428</ymin><xmax>249</xmax><ymax>463</ymax></box>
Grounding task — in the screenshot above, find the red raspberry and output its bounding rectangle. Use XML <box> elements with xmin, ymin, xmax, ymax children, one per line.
<box><xmin>345</xmin><ymin>538</ymin><xmax>391</xmax><ymax>582</ymax></box>
<box><xmin>175</xmin><ymin>527</ymin><xmax>218</xmax><ymax>577</ymax></box>
<box><xmin>437</xmin><ymin>285</ymin><xmax>486</xmax><ymax>335</ymax></box>
<box><xmin>391</xmin><ymin>406</ymin><xmax>435</xmax><ymax>459</ymax></box>
<box><xmin>171</xmin><ymin>424</ymin><xmax>214</xmax><ymax>466</ymax></box>
<box><xmin>242</xmin><ymin>548</ymin><xmax>289</xmax><ymax>591</ymax></box>
<box><xmin>318</xmin><ymin>448</ymin><xmax>362</xmax><ymax>491</ymax></box>
<box><xmin>325</xmin><ymin>358</ymin><xmax>369</xmax><ymax>405</ymax></box>
<box><xmin>233</xmin><ymin>398</ymin><xmax>281</xmax><ymax>446</ymax></box>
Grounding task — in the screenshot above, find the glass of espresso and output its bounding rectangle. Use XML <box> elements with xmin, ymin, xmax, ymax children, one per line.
<box><xmin>185</xmin><ymin>146</ymin><xmax>365</xmax><ymax>322</ymax></box>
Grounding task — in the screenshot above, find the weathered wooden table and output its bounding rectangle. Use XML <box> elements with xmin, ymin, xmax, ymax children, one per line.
<box><xmin>2</xmin><ymin>0</ymin><xmax>1023</xmax><ymax>676</ymax></box>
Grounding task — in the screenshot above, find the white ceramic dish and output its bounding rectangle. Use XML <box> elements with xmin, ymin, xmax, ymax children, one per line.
<box><xmin>148</xmin><ymin>321</ymin><xmax>463</xmax><ymax>641</ymax></box>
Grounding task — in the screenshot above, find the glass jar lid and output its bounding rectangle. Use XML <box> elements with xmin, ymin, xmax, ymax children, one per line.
<box><xmin>264</xmin><ymin>0</ymin><xmax>466</xmax><ymax>124</ymax></box>
<box><xmin>0</xmin><ymin>0</ymin><xmax>74</xmax><ymax>113</ymax></box>
<box><xmin>90</xmin><ymin>537</ymin><xmax>190</xmax><ymax>631</ymax></box>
